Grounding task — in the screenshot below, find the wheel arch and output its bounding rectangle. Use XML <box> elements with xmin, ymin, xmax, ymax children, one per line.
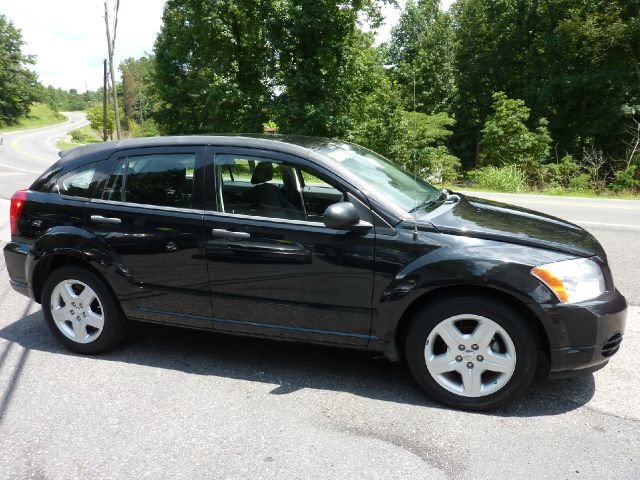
<box><xmin>393</xmin><ymin>285</ymin><xmax>550</xmax><ymax>366</ymax></box>
<box><xmin>31</xmin><ymin>253</ymin><xmax>118</xmax><ymax>304</ymax></box>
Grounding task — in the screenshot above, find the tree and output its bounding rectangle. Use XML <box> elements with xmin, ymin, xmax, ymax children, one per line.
<box><xmin>393</xmin><ymin>111</ymin><xmax>459</xmax><ymax>181</ymax></box>
<box><xmin>480</xmin><ymin>92</ymin><xmax>551</xmax><ymax>184</ymax></box>
<box><xmin>452</xmin><ymin>0</ymin><xmax>640</xmax><ymax>169</ymax></box>
<box><xmin>269</xmin><ymin>0</ymin><xmax>385</xmax><ymax>138</ymax></box>
<box><xmin>386</xmin><ymin>0</ymin><xmax>456</xmax><ymax>115</ymax></box>
<box><xmin>0</xmin><ymin>14</ymin><xmax>39</xmax><ymax>125</ymax></box>
<box><xmin>87</xmin><ymin>103</ymin><xmax>116</xmax><ymax>138</ymax></box>
<box><xmin>120</xmin><ymin>55</ymin><xmax>159</xmax><ymax>132</ymax></box>
<box><xmin>154</xmin><ymin>0</ymin><xmax>273</xmax><ymax>134</ymax></box>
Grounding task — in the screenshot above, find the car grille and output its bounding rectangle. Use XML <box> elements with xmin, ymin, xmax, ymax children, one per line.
<box><xmin>601</xmin><ymin>332</ymin><xmax>623</xmax><ymax>358</ymax></box>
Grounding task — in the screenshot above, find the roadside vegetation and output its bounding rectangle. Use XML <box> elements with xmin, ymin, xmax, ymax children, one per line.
<box><xmin>0</xmin><ymin>103</ymin><xmax>65</xmax><ymax>132</ymax></box>
<box><xmin>57</xmin><ymin>125</ymin><xmax>102</xmax><ymax>151</ymax></box>
<box><xmin>3</xmin><ymin>3</ymin><xmax>640</xmax><ymax>198</ymax></box>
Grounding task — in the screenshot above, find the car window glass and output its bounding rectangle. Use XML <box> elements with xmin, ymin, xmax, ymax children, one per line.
<box><xmin>103</xmin><ymin>153</ymin><xmax>196</xmax><ymax>208</ymax></box>
<box><xmin>57</xmin><ymin>165</ymin><xmax>98</xmax><ymax>198</ymax></box>
<box><xmin>217</xmin><ymin>154</ymin><xmax>344</xmax><ymax>222</ymax></box>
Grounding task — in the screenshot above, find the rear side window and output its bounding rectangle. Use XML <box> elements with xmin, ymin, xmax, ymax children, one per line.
<box><xmin>57</xmin><ymin>165</ymin><xmax>99</xmax><ymax>198</ymax></box>
<box><xmin>103</xmin><ymin>153</ymin><xmax>196</xmax><ymax>208</ymax></box>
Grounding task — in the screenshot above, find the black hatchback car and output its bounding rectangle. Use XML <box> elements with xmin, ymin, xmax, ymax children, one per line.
<box><xmin>4</xmin><ymin>135</ymin><xmax>627</xmax><ymax>410</ymax></box>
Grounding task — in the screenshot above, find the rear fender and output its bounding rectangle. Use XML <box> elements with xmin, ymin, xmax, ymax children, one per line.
<box><xmin>26</xmin><ymin>226</ymin><xmax>132</xmax><ymax>300</ymax></box>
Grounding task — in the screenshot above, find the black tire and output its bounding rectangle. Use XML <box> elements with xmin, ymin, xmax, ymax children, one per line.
<box><xmin>404</xmin><ymin>295</ymin><xmax>537</xmax><ymax>411</ymax></box>
<box><xmin>41</xmin><ymin>266</ymin><xmax>127</xmax><ymax>354</ymax></box>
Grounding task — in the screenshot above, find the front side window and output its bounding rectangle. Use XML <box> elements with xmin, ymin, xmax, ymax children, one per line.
<box><xmin>57</xmin><ymin>165</ymin><xmax>99</xmax><ymax>198</ymax></box>
<box><xmin>103</xmin><ymin>153</ymin><xmax>196</xmax><ymax>208</ymax></box>
<box><xmin>217</xmin><ymin>154</ymin><xmax>344</xmax><ymax>222</ymax></box>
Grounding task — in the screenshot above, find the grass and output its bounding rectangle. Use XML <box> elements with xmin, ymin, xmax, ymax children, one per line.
<box><xmin>437</xmin><ymin>183</ymin><xmax>640</xmax><ymax>200</ymax></box>
<box><xmin>0</xmin><ymin>103</ymin><xmax>66</xmax><ymax>132</ymax></box>
<box><xmin>57</xmin><ymin>125</ymin><xmax>102</xmax><ymax>150</ymax></box>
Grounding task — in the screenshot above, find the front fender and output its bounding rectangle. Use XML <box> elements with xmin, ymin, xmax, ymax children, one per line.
<box><xmin>370</xmin><ymin>229</ymin><xmax>576</xmax><ymax>348</ymax></box>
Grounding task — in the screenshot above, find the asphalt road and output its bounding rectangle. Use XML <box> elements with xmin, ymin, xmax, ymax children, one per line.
<box><xmin>0</xmin><ymin>124</ymin><xmax>638</xmax><ymax>479</ymax></box>
<box><xmin>0</xmin><ymin>111</ymin><xmax>88</xmax><ymax>200</ymax></box>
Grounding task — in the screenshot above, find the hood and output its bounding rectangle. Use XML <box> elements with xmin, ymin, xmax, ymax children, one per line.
<box><xmin>425</xmin><ymin>194</ymin><xmax>603</xmax><ymax>257</ymax></box>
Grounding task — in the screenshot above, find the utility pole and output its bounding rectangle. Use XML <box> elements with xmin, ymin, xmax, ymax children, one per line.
<box><xmin>103</xmin><ymin>59</ymin><xmax>108</xmax><ymax>142</ymax></box>
<box><xmin>104</xmin><ymin>0</ymin><xmax>122</xmax><ymax>140</ymax></box>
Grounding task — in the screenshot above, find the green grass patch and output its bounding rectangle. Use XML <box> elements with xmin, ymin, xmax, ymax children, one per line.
<box><xmin>0</xmin><ymin>103</ymin><xmax>66</xmax><ymax>132</ymax></box>
<box><xmin>57</xmin><ymin>125</ymin><xmax>102</xmax><ymax>151</ymax></box>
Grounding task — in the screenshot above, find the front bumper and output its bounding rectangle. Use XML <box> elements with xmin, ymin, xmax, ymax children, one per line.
<box><xmin>543</xmin><ymin>289</ymin><xmax>627</xmax><ymax>377</ymax></box>
<box><xmin>3</xmin><ymin>241</ymin><xmax>31</xmax><ymax>299</ymax></box>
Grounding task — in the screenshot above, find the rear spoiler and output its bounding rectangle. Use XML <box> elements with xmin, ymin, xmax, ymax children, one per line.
<box><xmin>58</xmin><ymin>147</ymin><xmax>77</xmax><ymax>158</ymax></box>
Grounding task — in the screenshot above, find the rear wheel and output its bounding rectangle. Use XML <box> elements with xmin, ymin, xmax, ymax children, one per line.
<box><xmin>42</xmin><ymin>266</ymin><xmax>126</xmax><ymax>354</ymax></box>
<box><xmin>405</xmin><ymin>296</ymin><xmax>537</xmax><ymax>411</ymax></box>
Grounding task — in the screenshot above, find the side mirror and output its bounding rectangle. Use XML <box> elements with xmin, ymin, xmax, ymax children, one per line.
<box><xmin>323</xmin><ymin>202</ymin><xmax>372</xmax><ymax>232</ymax></box>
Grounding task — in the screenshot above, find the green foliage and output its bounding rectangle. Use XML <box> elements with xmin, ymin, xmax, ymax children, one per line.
<box><xmin>452</xmin><ymin>0</ymin><xmax>640</xmax><ymax>170</ymax></box>
<box><xmin>86</xmin><ymin>104</ymin><xmax>122</xmax><ymax>138</ymax></box>
<box><xmin>0</xmin><ymin>14</ymin><xmax>39</xmax><ymax>126</ymax></box>
<box><xmin>127</xmin><ymin>118</ymin><xmax>160</xmax><ymax>138</ymax></box>
<box><xmin>70</xmin><ymin>126</ymin><xmax>101</xmax><ymax>143</ymax></box>
<box><xmin>0</xmin><ymin>102</ymin><xmax>65</xmax><ymax>132</ymax></box>
<box><xmin>569</xmin><ymin>173</ymin><xmax>592</xmax><ymax>191</ymax></box>
<box><xmin>467</xmin><ymin>165</ymin><xmax>526</xmax><ymax>193</ymax></box>
<box><xmin>480</xmin><ymin>92</ymin><xmax>552</xmax><ymax>185</ymax></box>
<box><xmin>37</xmin><ymin>86</ymin><xmax>98</xmax><ymax>112</ymax></box>
<box><xmin>154</xmin><ymin>0</ymin><xmax>274</xmax><ymax>134</ymax></box>
<box><xmin>545</xmin><ymin>155</ymin><xmax>582</xmax><ymax>189</ymax></box>
<box><xmin>611</xmin><ymin>165</ymin><xmax>639</xmax><ymax>192</ymax></box>
<box><xmin>120</xmin><ymin>56</ymin><xmax>159</xmax><ymax>130</ymax></box>
<box><xmin>386</xmin><ymin>0</ymin><xmax>456</xmax><ymax>114</ymax></box>
<box><xmin>262</xmin><ymin>121</ymin><xmax>279</xmax><ymax>133</ymax></box>
<box><xmin>392</xmin><ymin>111</ymin><xmax>460</xmax><ymax>181</ymax></box>
<box><xmin>270</xmin><ymin>1</ymin><xmax>383</xmax><ymax>138</ymax></box>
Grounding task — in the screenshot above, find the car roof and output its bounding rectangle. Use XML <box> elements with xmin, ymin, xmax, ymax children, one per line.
<box><xmin>58</xmin><ymin>134</ymin><xmax>340</xmax><ymax>170</ymax></box>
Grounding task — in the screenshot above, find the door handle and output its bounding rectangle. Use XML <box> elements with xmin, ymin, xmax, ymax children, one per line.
<box><xmin>91</xmin><ymin>215</ymin><xmax>122</xmax><ymax>225</ymax></box>
<box><xmin>211</xmin><ymin>228</ymin><xmax>250</xmax><ymax>239</ymax></box>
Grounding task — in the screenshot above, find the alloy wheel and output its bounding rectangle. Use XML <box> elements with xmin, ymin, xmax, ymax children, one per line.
<box><xmin>50</xmin><ymin>279</ymin><xmax>105</xmax><ymax>344</ymax></box>
<box><xmin>424</xmin><ymin>314</ymin><xmax>517</xmax><ymax>397</ymax></box>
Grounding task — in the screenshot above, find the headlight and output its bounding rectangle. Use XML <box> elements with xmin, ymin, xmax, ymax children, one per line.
<box><xmin>532</xmin><ymin>258</ymin><xmax>605</xmax><ymax>304</ymax></box>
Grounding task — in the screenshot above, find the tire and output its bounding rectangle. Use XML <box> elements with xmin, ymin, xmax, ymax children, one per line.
<box><xmin>41</xmin><ymin>266</ymin><xmax>127</xmax><ymax>354</ymax></box>
<box><xmin>404</xmin><ymin>295</ymin><xmax>537</xmax><ymax>411</ymax></box>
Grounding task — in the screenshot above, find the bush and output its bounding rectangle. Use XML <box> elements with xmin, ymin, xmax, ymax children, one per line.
<box><xmin>545</xmin><ymin>155</ymin><xmax>581</xmax><ymax>188</ymax></box>
<box><xmin>479</xmin><ymin>92</ymin><xmax>552</xmax><ymax>185</ymax></box>
<box><xmin>467</xmin><ymin>165</ymin><xmax>525</xmax><ymax>192</ymax></box>
<box><xmin>426</xmin><ymin>145</ymin><xmax>460</xmax><ymax>183</ymax></box>
<box><xmin>610</xmin><ymin>165</ymin><xmax>639</xmax><ymax>192</ymax></box>
<box><xmin>568</xmin><ymin>173</ymin><xmax>592</xmax><ymax>191</ymax></box>
<box><xmin>126</xmin><ymin>118</ymin><xmax>160</xmax><ymax>138</ymax></box>
<box><xmin>70</xmin><ymin>126</ymin><xmax>100</xmax><ymax>143</ymax></box>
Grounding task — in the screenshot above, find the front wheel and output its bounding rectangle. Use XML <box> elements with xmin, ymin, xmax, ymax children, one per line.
<box><xmin>41</xmin><ymin>266</ymin><xmax>126</xmax><ymax>354</ymax></box>
<box><xmin>405</xmin><ymin>296</ymin><xmax>537</xmax><ymax>411</ymax></box>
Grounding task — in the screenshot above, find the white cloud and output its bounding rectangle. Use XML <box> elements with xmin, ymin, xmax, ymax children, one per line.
<box><xmin>0</xmin><ymin>0</ymin><xmax>454</xmax><ymax>92</ymax></box>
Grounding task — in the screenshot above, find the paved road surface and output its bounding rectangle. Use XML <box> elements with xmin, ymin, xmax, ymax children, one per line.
<box><xmin>0</xmin><ymin>112</ymin><xmax>88</xmax><ymax>200</ymax></box>
<box><xmin>0</xmin><ymin>125</ymin><xmax>638</xmax><ymax>479</ymax></box>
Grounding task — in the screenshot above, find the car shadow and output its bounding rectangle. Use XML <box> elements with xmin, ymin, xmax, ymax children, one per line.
<box><xmin>0</xmin><ymin>309</ymin><xmax>595</xmax><ymax>417</ymax></box>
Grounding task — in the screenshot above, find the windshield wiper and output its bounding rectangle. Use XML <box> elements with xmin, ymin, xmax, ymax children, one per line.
<box><xmin>408</xmin><ymin>189</ymin><xmax>448</xmax><ymax>213</ymax></box>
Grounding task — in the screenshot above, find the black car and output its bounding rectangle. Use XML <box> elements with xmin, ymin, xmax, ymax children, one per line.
<box><xmin>4</xmin><ymin>135</ymin><xmax>627</xmax><ymax>410</ymax></box>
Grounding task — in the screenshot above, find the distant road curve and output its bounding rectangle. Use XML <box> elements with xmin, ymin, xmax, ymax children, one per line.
<box><xmin>0</xmin><ymin>112</ymin><xmax>88</xmax><ymax>200</ymax></box>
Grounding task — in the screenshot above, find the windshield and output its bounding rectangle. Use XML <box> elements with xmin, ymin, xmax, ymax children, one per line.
<box><xmin>315</xmin><ymin>142</ymin><xmax>441</xmax><ymax>213</ymax></box>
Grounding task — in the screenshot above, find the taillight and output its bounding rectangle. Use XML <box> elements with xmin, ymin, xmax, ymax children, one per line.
<box><xmin>9</xmin><ymin>190</ymin><xmax>28</xmax><ymax>236</ymax></box>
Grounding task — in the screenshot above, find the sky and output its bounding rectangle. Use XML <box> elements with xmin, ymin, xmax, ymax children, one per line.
<box><xmin>0</xmin><ymin>0</ymin><xmax>454</xmax><ymax>92</ymax></box>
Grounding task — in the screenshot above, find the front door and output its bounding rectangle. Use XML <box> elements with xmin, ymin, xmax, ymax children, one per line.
<box><xmin>202</xmin><ymin>148</ymin><xmax>375</xmax><ymax>346</ymax></box>
<box><xmin>84</xmin><ymin>146</ymin><xmax>210</xmax><ymax>328</ymax></box>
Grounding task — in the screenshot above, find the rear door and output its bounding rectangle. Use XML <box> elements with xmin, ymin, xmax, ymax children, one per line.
<box><xmin>84</xmin><ymin>146</ymin><xmax>211</xmax><ymax>328</ymax></box>
<box><xmin>202</xmin><ymin>147</ymin><xmax>375</xmax><ymax>346</ymax></box>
